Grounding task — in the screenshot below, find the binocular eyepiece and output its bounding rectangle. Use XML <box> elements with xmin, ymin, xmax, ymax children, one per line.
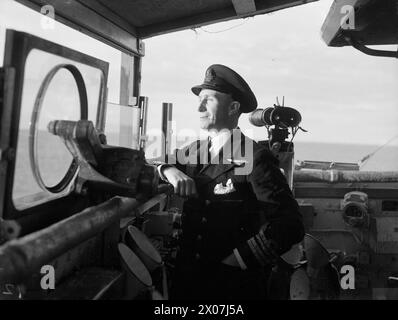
<box><xmin>249</xmin><ymin>106</ymin><xmax>302</xmax><ymax>128</ymax></box>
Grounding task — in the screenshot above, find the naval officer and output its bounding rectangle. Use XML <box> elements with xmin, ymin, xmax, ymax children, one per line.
<box><xmin>157</xmin><ymin>64</ymin><xmax>304</xmax><ymax>300</ymax></box>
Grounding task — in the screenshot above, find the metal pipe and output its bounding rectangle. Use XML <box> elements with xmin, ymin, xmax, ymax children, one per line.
<box><xmin>294</xmin><ymin>170</ymin><xmax>398</xmax><ymax>183</ymax></box>
<box><xmin>0</xmin><ymin>196</ymin><xmax>139</xmax><ymax>284</ymax></box>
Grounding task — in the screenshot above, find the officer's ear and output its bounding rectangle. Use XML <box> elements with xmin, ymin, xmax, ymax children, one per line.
<box><xmin>228</xmin><ymin>101</ymin><xmax>240</xmax><ymax>116</ymax></box>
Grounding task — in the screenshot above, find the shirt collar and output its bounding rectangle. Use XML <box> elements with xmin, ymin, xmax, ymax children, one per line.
<box><xmin>208</xmin><ymin>127</ymin><xmax>240</xmax><ymax>156</ymax></box>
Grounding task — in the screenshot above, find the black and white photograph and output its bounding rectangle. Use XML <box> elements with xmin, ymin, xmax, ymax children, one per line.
<box><xmin>0</xmin><ymin>0</ymin><xmax>398</xmax><ymax>311</ymax></box>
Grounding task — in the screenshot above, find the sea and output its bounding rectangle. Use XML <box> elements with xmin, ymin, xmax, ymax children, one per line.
<box><xmin>11</xmin><ymin>129</ymin><xmax>398</xmax><ymax>203</ymax></box>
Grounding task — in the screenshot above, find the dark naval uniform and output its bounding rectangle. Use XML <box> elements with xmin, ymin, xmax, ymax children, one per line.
<box><xmin>158</xmin><ymin>64</ymin><xmax>304</xmax><ymax>300</ymax></box>
<box><xmin>163</xmin><ymin>133</ymin><xmax>304</xmax><ymax>300</ymax></box>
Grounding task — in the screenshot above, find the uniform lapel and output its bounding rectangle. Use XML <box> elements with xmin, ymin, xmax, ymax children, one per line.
<box><xmin>197</xmin><ymin>129</ymin><xmax>251</xmax><ymax>186</ymax></box>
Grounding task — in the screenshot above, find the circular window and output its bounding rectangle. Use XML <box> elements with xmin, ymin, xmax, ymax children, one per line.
<box><xmin>29</xmin><ymin>64</ymin><xmax>88</xmax><ymax>193</ymax></box>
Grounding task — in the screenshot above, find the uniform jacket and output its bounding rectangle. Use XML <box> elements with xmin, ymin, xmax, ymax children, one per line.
<box><xmin>158</xmin><ymin>130</ymin><xmax>304</xmax><ymax>270</ymax></box>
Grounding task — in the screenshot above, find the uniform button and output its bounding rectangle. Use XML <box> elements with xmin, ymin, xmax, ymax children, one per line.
<box><xmin>201</xmin><ymin>217</ymin><xmax>207</xmax><ymax>223</ymax></box>
<box><xmin>197</xmin><ymin>235</ymin><xmax>202</xmax><ymax>241</ymax></box>
<box><xmin>195</xmin><ymin>253</ymin><xmax>201</xmax><ymax>260</ymax></box>
<box><xmin>205</xmin><ymin>200</ymin><xmax>211</xmax><ymax>205</ymax></box>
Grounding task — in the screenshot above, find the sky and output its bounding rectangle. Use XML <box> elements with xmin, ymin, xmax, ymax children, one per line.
<box><xmin>0</xmin><ymin>0</ymin><xmax>397</xmax><ymax>147</ymax></box>
<box><xmin>140</xmin><ymin>0</ymin><xmax>398</xmax><ymax>145</ymax></box>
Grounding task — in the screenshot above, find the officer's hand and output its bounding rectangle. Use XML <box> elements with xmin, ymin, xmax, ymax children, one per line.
<box><xmin>162</xmin><ymin>166</ymin><xmax>198</xmax><ymax>197</ymax></box>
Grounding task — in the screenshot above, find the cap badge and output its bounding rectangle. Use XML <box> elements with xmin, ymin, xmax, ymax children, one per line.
<box><xmin>205</xmin><ymin>68</ymin><xmax>217</xmax><ymax>82</ymax></box>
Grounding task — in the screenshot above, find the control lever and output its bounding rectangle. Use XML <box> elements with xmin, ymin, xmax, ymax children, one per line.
<box><xmin>48</xmin><ymin>120</ymin><xmax>159</xmax><ymax>198</ymax></box>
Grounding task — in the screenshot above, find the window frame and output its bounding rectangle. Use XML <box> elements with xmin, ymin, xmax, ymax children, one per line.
<box><xmin>0</xmin><ymin>29</ymin><xmax>109</xmax><ymax>219</ymax></box>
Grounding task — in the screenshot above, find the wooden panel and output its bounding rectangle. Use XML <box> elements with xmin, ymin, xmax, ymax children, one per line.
<box><xmin>97</xmin><ymin>0</ymin><xmax>231</xmax><ymax>27</ymax></box>
<box><xmin>131</xmin><ymin>0</ymin><xmax>319</xmax><ymax>38</ymax></box>
<box><xmin>138</xmin><ymin>6</ymin><xmax>237</xmax><ymax>38</ymax></box>
<box><xmin>15</xmin><ymin>0</ymin><xmax>318</xmax><ymax>39</ymax></box>
<box><xmin>15</xmin><ymin>0</ymin><xmax>140</xmax><ymax>55</ymax></box>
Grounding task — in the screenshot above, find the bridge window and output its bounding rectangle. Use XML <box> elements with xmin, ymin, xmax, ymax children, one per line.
<box><xmin>11</xmin><ymin>49</ymin><xmax>104</xmax><ymax>209</ymax></box>
<box><xmin>0</xmin><ymin>0</ymin><xmax>122</xmax><ymax>211</ymax></box>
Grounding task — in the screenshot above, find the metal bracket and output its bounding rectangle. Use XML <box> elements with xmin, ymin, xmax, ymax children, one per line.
<box><xmin>231</xmin><ymin>0</ymin><xmax>257</xmax><ymax>16</ymax></box>
<box><xmin>346</xmin><ymin>36</ymin><xmax>398</xmax><ymax>58</ymax></box>
<box><xmin>138</xmin><ymin>40</ymin><xmax>146</xmax><ymax>57</ymax></box>
<box><xmin>0</xmin><ymin>67</ymin><xmax>16</xmax><ymax>163</ymax></box>
<box><xmin>0</xmin><ymin>148</ymin><xmax>16</xmax><ymax>162</ymax></box>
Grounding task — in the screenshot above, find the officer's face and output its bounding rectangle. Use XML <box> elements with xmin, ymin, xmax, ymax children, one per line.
<box><xmin>198</xmin><ymin>89</ymin><xmax>233</xmax><ymax>131</ymax></box>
